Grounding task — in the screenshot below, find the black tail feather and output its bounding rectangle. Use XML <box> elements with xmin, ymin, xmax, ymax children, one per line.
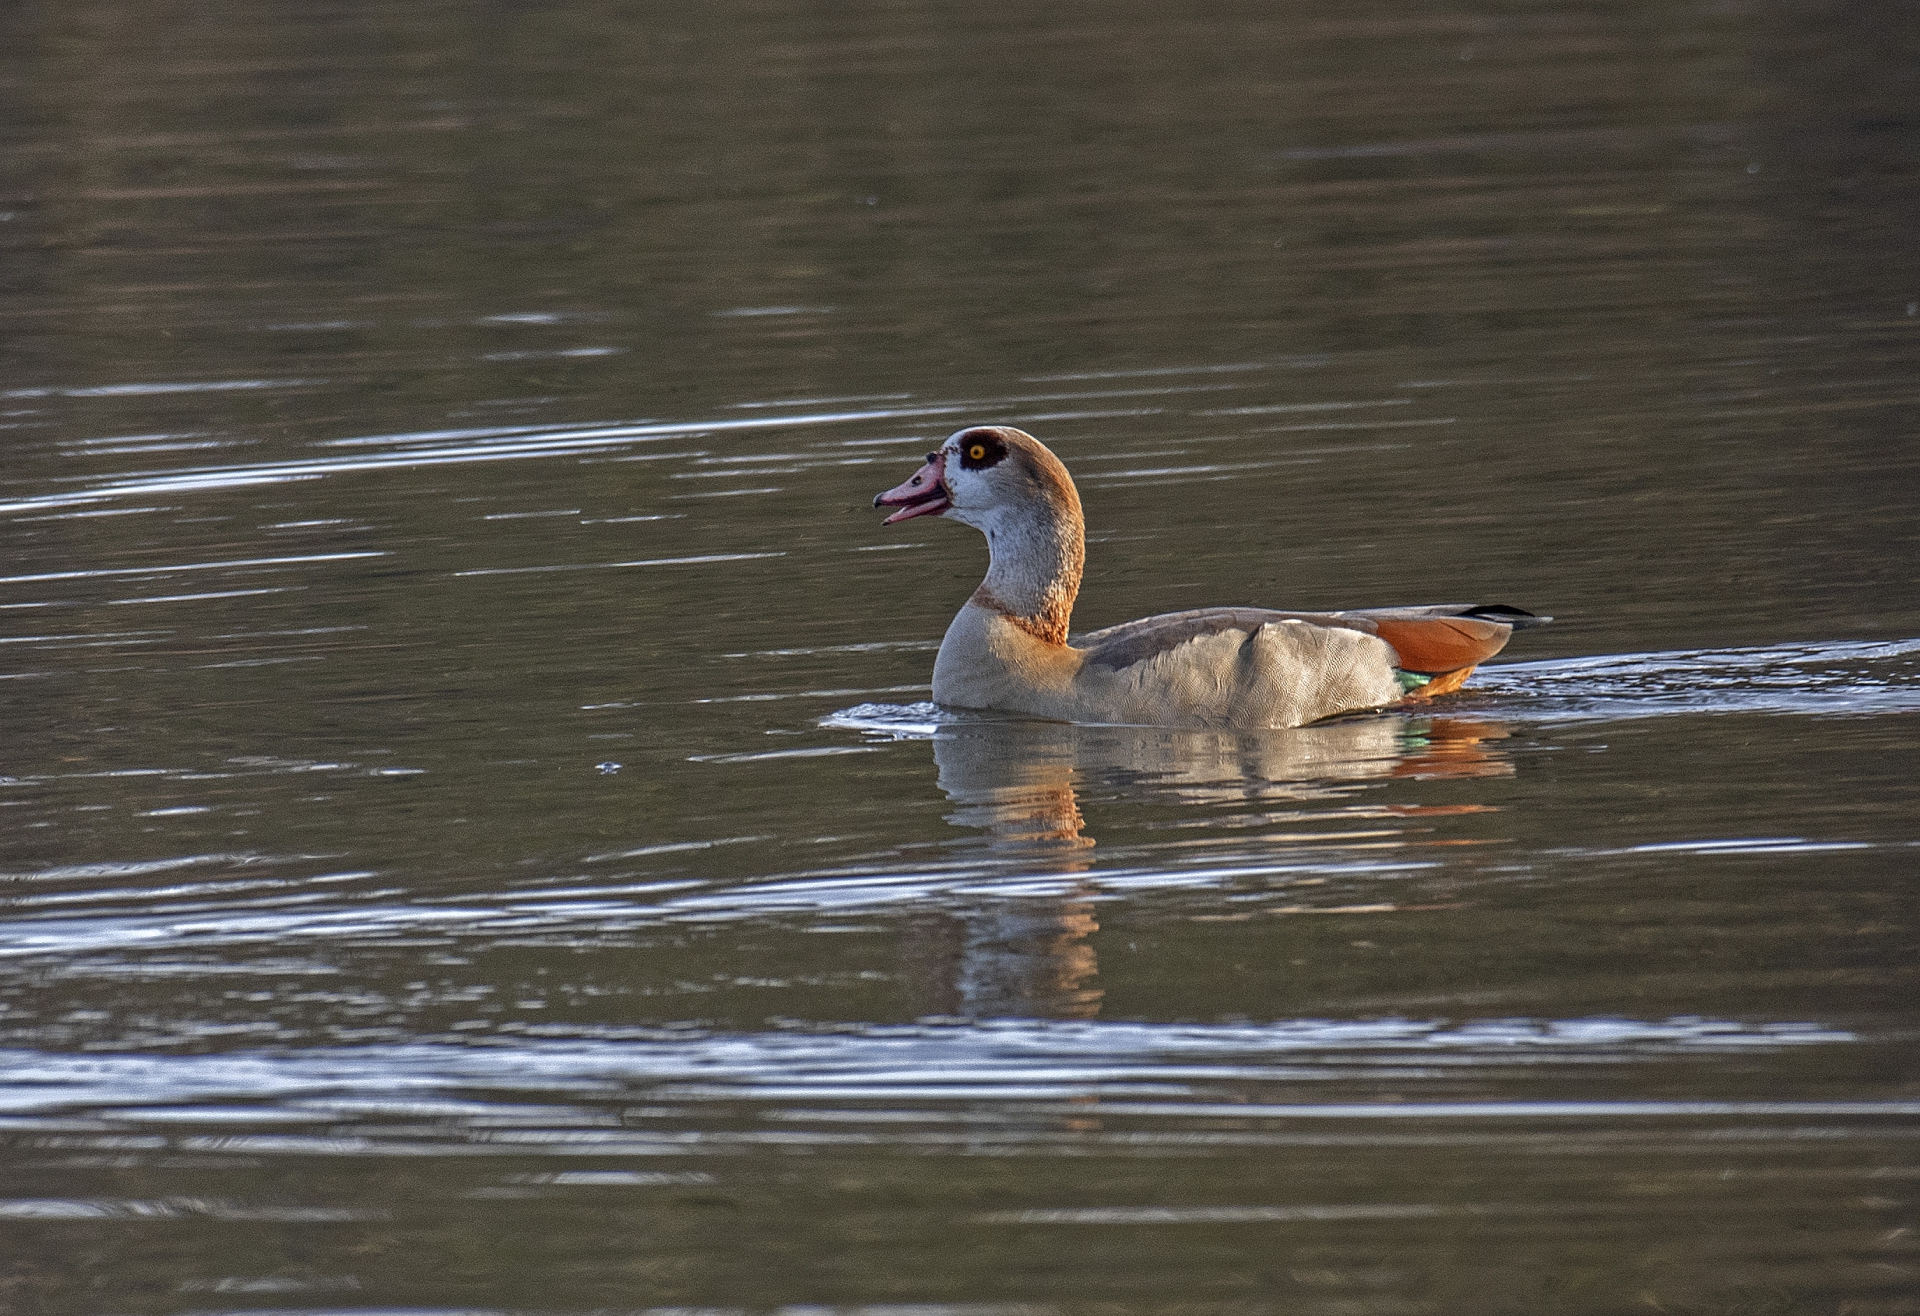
<box><xmin>1463</xmin><ymin>604</ymin><xmax>1552</xmax><ymax>628</ymax></box>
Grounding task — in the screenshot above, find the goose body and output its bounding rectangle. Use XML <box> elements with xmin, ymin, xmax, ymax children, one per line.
<box><xmin>874</xmin><ymin>426</ymin><xmax>1546</xmax><ymax>729</ymax></box>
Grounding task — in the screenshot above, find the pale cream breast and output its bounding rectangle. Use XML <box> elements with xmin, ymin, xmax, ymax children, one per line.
<box><xmin>932</xmin><ymin>605</ymin><xmax>1084</xmax><ymax>719</ymax></box>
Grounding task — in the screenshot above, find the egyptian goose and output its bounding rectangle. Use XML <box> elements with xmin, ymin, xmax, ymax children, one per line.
<box><xmin>873</xmin><ymin>425</ymin><xmax>1546</xmax><ymax>729</ymax></box>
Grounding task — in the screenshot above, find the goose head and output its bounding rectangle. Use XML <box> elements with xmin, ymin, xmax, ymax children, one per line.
<box><xmin>875</xmin><ymin>426</ymin><xmax>1086</xmax><ymax>644</ymax></box>
<box><xmin>874</xmin><ymin>425</ymin><xmax>1082</xmax><ymax>533</ymax></box>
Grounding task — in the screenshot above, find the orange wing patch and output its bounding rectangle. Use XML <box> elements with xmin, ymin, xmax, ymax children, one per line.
<box><xmin>1372</xmin><ymin>616</ymin><xmax>1511</xmax><ymax>676</ymax></box>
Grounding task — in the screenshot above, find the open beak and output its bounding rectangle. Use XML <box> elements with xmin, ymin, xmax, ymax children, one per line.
<box><xmin>873</xmin><ymin>451</ymin><xmax>951</xmax><ymax>524</ymax></box>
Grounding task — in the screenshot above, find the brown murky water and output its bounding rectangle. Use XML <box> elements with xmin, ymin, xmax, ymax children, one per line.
<box><xmin>2</xmin><ymin>1</ymin><xmax>1917</xmax><ymax>1313</ymax></box>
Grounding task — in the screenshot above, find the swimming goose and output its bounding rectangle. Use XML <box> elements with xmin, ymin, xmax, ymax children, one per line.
<box><xmin>873</xmin><ymin>425</ymin><xmax>1547</xmax><ymax>729</ymax></box>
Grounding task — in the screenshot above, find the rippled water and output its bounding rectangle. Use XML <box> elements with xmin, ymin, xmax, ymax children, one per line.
<box><xmin>3</xmin><ymin>0</ymin><xmax>1917</xmax><ymax>1312</ymax></box>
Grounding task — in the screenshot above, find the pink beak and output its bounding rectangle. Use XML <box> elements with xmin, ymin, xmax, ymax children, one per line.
<box><xmin>873</xmin><ymin>451</ymin><xmax>951</xmax><ymax>524</ymax></box>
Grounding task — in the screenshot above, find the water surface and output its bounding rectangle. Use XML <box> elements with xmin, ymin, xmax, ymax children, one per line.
<box><xmin>2</xmin><ymin>1</ymin><xmax>1916</xmax><ymax>1313</ymax></box>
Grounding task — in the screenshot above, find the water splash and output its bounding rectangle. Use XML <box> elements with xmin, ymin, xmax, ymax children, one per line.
<box><xmin>1469</xmin><ymin>638</ymin><xmax>1920</xmax><ymax>720</ymax></box>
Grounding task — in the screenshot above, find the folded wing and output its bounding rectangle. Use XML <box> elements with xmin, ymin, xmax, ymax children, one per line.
<box><xmin>1079</xmin><ymin>603</ymin><xmax>1548</xmax><ymax>677</ymax></box>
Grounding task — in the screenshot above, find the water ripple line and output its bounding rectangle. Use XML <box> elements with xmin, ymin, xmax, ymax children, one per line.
<box><xmin>0</xmin><ymin>1015</ymin><xmax>1855</xmax><ymax>1117</ymax></box>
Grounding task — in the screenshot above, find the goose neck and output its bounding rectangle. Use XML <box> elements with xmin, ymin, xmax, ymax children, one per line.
<box><xmin>971</xmin><ymin>503</ymin><xmax>1084</xmax><ymax>647</ymax></box>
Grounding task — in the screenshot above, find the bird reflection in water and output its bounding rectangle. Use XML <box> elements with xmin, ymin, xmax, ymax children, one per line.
<box><xmin>900</xmin><ymin>714</ymin><xmax>1514</xmax><ymax>1021</ymax></box>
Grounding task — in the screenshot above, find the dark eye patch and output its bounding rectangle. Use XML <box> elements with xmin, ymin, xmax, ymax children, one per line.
<box><xmin>956</xmin><ymin>429</ymin><xmax>1008</xmax><ymax>470</ymax></box>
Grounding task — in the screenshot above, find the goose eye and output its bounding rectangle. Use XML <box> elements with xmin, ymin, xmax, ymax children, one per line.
<box><xmin>956</xmin><ymin>430</ymin><xmax>1007</xmax><ymax>470</ymax></box>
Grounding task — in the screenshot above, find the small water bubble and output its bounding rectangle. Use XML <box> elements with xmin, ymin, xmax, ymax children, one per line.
<box><xmin>595</xmin><ymin>761</ymin><xmax>622</xmax><ymax>775</ymax></box>
<box><xmin>1746</xmin><ymin>162</ymin><xmax>1760</xmax><ymax>173</ymax></box>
